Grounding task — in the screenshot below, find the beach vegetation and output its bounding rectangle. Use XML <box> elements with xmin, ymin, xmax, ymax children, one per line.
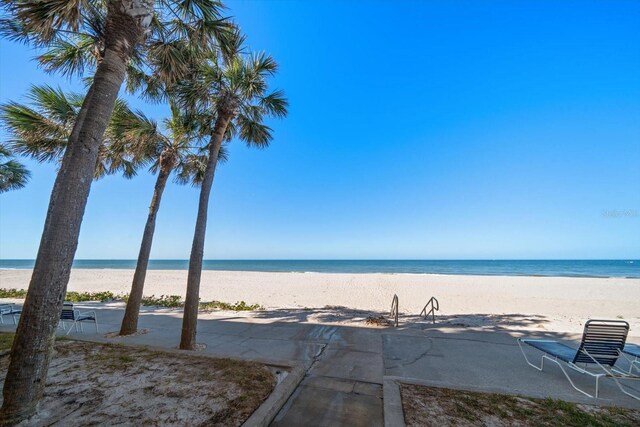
<box><xmin>65</xmin><ymin>291</ymin><xmax>119</xmax><ymax>303</ymax></box>
<box><xmin>0</xmin><ymin>288</ymin><xmax>263</xmax><ymax>311</ymax></box>
<box><xmin>140</xmin><ymin>294</ymin><xmax>184</xmax><ymax>308</ymax></box>
<box><xmin>0</xmin><ymin>1</ymin><xmax>234</xmax><ymax>422</ymax></box>
<box><xmin>0</xmin><ymin>288</ymin><xmax>118</xmax><ymax>303</ymax></box>
<box><xmin>199</xmin><ymin>300</ymin><xmax>263</xmax><ymax>311</ymax></box>
<box><xmin>0</xmin><ymin>288</ymin><xmax>28</xmax><ymax>299</ymax></box>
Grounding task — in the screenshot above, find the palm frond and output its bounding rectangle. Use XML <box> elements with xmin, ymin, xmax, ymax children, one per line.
<box><xmin>37</xmin><ymin>35</ymin><xmax>98</xmax><ymax>77</ymax></box>
<box><xmin>0</xmin><ymin>143</ymin><xmax>30</xmax><ymax>192</ymax></box>
<box><xmin>236</xmin><ymin>111</ymin><xmax>272</xmax><ymax>148</ymax></box>
<box><xmin>0</xmin><ymin>97</ymin><xmax>70</xmax><ymax>162</ymax></box>
<box><xmin>174</xmin><ymin>153</ymin><xmax>207</xmax><ymax>186</ymax></box>
<box><xmin>1</xmin><ymin>0</ymin><xmax>88</xmax><ymax>44</ymax></box>
<box><xmin>259</xmin><ymin>89</ymin><xmax>288</xmax><ymax>119</ymax></box>
<box><xmin>25</xmin><ymin>85</ymin><xmax>79</xmax><ymax>125</ymax></box>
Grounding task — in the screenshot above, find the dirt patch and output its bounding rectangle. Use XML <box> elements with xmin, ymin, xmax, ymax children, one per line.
<box><xmin>400</xmin><ymin>383</ymin><xmax>640</xmax><ymax>427</ymax></box>
<box><xmin>0</xmin><ymin>336</ymin><xmax>275</xmax><ymax>426</ymax></box>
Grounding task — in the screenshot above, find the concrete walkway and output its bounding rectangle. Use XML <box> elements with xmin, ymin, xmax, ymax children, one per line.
<box><xmin>1</xmin><ymin>302</ymin><xmax>639</xmax><ymax>426</ymax></box>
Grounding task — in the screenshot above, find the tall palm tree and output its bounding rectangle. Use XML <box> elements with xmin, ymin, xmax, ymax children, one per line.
<box><xmin>177</xmin><ymin>48</ymin><xmax>288</xmax><ymax>350</ymax></box>
<box><xmin>0</xmin><ymin>1</ymin><xmax>230</xmax><ymax>423</ymax></box>
<box><xmin>0</xmin><ymin>144</ymin><xmax>30</xmax><ymax>192</ymax></box>
<box><xmin>113</xmin><ymin>102</ymin><xmax>227</xmax><ymax>336</ymax></box>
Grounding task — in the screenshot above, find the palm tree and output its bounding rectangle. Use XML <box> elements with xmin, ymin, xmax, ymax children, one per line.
<box><xmin>177</xmin><ymin>48</ymin><xmax>288</xmax><ymax>350</ymax></box>
<box><xmin>0</xmin><ymin>1</ymin><xmax>230</xmax><ymax>423</ymax></box>
<box><xmin>0</xmin><ymin>144</ymin><xmax>30</xmax><ymax>192</ymax></box>
<box><xmin>114</xmin><ymin>102</ymin><xmax>227</xmax><ymax>336</ymax></box>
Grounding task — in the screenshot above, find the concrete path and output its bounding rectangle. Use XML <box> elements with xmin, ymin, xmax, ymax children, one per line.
<box><xmin>1</xmin><ymin>302</ymin><xmax>639</xmax><ymax>427</ymax></box>
<box><xmin>271</xmin><ymin>326</ymin><xmax>384</xmax><ymax>427</ymax></box>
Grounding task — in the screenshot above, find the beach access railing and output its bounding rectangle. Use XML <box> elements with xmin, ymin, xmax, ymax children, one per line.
<box><xmin>389</xmin><ymin>294</ymin><xmax>399</xmax><ymax>327</ymax></box>
<box><xmin>420</xmin><ymin>297</ymin><xmax>439</xmax><ymax>324</ymax></box>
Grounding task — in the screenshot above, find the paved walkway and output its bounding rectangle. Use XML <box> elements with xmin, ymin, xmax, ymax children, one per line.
<box><xmin>1</xmin><ymin>302</ymin><xmax>639</xmax><ymax>426</ymax></box>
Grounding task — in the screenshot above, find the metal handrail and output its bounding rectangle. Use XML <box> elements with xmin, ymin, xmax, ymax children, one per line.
<box><xmin>390</xmin><ymin>294</ymin><xmax>399</xmax><ymax>327</ymax></box>
<box><xmin>420</xmin><ymin>296</ymin><xmax>439</xmax><ymax>324</ymax></box>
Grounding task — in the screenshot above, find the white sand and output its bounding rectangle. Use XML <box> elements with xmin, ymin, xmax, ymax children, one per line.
<box><xmin>1</xmin><ymin>269</ymin><xmax>639</xmax><ymax>334</ymax></box>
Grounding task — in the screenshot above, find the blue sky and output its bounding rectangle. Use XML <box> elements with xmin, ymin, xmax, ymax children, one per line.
<box><xmin>1</xmin><ymin>0</ymin><xmax>639</xmax><ymax>260</ymax></box>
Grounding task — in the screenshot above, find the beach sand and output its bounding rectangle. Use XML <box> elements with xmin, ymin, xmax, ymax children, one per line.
<box><xmin>1</xmin><ymin>269</ymin><xmax>638</xmax><ymax>334</ymax></box>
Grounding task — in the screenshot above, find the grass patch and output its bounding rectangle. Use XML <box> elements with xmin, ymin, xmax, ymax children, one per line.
<box><xmin>0</xmin><ymin>333</ymin><xmax>14</xmax><ymax>351</ymax></box>
<box><xmin>401</xmin><ymin>384</ymin><xmax>640</xmax><ymax>427</ymax></box>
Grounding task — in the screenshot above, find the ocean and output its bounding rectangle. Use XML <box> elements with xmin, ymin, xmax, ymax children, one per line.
<box><xmin>0</xmin><ymin>259</ymin><xmax>638</xmax><ymax>278</ymax></box>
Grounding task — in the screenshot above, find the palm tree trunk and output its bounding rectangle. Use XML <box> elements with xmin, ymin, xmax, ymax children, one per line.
<box><xmin>0</xmin><ymin>1</ymin><xmax>153</xmax><ymax>424</ymax></box>
<box><xmin>119</xmin><ymin>160</ymin><xmax>173</xmax><ymax>335</ymax></box>
<box><xmin>179</xmin><ymin>112</ymin><xmax>232</xmax><ymax>350</ymax></box>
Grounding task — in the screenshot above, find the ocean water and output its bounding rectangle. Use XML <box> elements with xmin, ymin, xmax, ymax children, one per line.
<box><xmin>0</xmin><ymin>259</ymin><xmax>638</xmax><ymax>278</ymax></box>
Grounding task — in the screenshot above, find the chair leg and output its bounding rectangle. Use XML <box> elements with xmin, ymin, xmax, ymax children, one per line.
<box><xmin>518</xmin><ymin>339</ymin><xmax>544</xmax><ymax>371</ymax></box>
<box><xmin>552</xmin><ymin>359</ymin><xmax>598</xmax><ymax>398</ymax></box>
<box><xmin>66</xmin><ymin>321</ymin><xmax>77</xmax><ymax>336</ymax></box>
<box><xmin>600</xmin><ymin>367</ymin><xmax>640</xmax><ymax>401</ymax></box>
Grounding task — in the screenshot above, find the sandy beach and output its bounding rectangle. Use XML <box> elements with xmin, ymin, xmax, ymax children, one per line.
<box><xmin>1</xmin><ymin>269</ymin><xmax>638</xmax><ymax>334</ymax></box>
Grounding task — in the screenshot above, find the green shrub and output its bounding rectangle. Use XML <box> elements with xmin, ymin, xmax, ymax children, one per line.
<box><xmin>0</xmin><ymin>288</ymin><xmax>28</xmax><ymax>298</ymax></box>
<box><xmin>66</xmin><ymin>291</ymin><xmax>122</xmax><ymax>303</ymax></box>
<box><xmin>140</xmin><ymin>295</ymin><xmax>184</xmax><ymax>308</ymax></box>
<box><xmin>1</xmin><ymin>288</ymin><xmax>262</xmax><ymax>311</ymax></box>
<box><xmin>1</xmin><ymin>288</ymin><xmax>124</xmax><ymax>302</ymax></box>
<box><xmin>199</xmin><ymin>300</ymin><xmax>263</xmax><ymax>311</ymax></box>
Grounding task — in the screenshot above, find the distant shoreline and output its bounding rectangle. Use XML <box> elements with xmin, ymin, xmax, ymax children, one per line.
<box><xmin>0</xmin><ymin>259</ymin><xmax>638</xmax><ymax>279</ymax></box>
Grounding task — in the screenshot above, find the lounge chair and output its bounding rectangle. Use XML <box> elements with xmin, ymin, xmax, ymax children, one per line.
<box><xmin>60</xmin><ymin>302</ymin><xmax>98</xmax><ymax>335</ymax></box>
<box><xmin>518</xmin><ymin>319</ymin><xmax>639</xmax><ymax>400</ymax></box>
<box><xmin>615</xmin><ymin>343</ymin><xmax>640</xmax><ymax>376</ymax></box>
<box><xmin>0</xmin><ymin>304</ymin><xmax>21</xmax><ymax>325</ymax></box>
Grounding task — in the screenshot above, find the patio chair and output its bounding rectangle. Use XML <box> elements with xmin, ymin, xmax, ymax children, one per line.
<box><xmin>0</xmin><ymin>304</ymin><xmax>21</xmax><ymax>325</ymax></box>
<box><xmin>60</xmin><ymin>302</ymin><xmax>98</xmax><ymax>335</ymax></box>
<box><xmin>518</xmin><ymin>319</ymin><xmax>639</xmax><ymax>400</ymax></box>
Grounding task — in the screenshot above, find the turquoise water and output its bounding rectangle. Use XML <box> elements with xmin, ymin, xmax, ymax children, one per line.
<box><xmin>0</xmin><ymin>260</ymin><xmax>638</xmax><ymax>278</ymax></box>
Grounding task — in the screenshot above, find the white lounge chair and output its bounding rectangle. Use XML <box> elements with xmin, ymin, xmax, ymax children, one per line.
<box><xmin>615</xmin><ymin>343</ymin><xmax>640</xmax><ymax>376</ymax></box>
<box><xmin>518</xmin><ymin>319</ymin><xmax>639</xmax><ymax>400</ymax></box>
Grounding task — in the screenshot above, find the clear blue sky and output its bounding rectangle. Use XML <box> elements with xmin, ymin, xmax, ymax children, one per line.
<box><xmin>1</xmin><ymin>0</ymin><xmax>639</xmax><ymax>260</ymax></box>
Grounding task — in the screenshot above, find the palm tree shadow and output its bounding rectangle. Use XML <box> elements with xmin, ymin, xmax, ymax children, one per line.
<box><xmin>250</xmin><ymin>306</ymin><xmax>552</xmax><ymax>332</ymax></box>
